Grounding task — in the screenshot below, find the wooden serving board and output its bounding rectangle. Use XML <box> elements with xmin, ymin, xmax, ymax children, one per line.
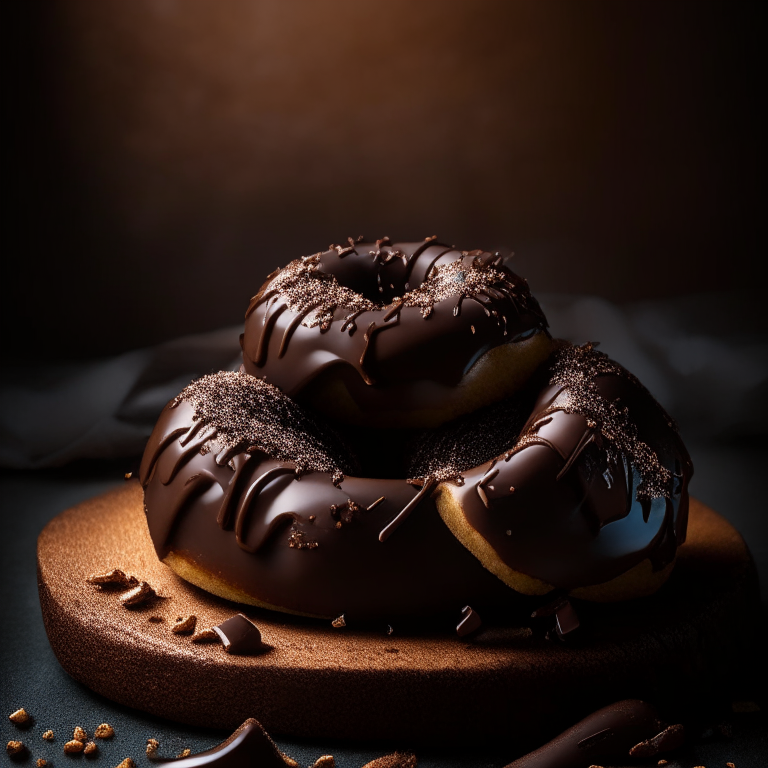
<box><xmin>37</xmin><ymin>482</ymin><xmax>759</xmax><ymax>746</ymax></box>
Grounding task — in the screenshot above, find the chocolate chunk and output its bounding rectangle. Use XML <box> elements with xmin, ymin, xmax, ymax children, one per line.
<box><xmin>212</xmin><ymin>614</ymin><xmax>264</xmax><ymax>655</ymax></box>
<box><xmin>87</xmin><ymin>569</ymin><xmax>137</xmax><ymax>587</ymax></box>
<box><xmin>503</xmin><ymin>700</ymin><xmax>668</xmax><ymax>768</ymax></box>
<box><xmin>119</xmin><ymin>581</ymin><xmax>156</xmax><ymax>607</ymax></box>
<box><xmin>554</xmin><ymin>600</ymin><xmax>580</xmax><ymax>640</ymax></box>
<box><xmin>629</xmin><ymin>723</ymin><xmax>685</xmax><ymax>757</ymax></box>
<box><xmin>456</xmin><ymin>605</ymin><xmax>482</xmax><ymax>637</ymax></box>
<box><xmin>163</xmin><ymin>719</ymin><xmax>288</xmax><ymax>768</ymax></box>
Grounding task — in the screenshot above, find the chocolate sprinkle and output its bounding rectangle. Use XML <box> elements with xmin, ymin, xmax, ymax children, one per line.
<box><xmin>408</xmin><ymin>342</ymin><xmax>674</xmax><ymax>506</ymax></box>
<box><xmin>545</xmin><ymin>343</ymin><xmax>674</xmax><ymax>500</ymax></box>
<box><xmin>172</xmin><ymin>372</ymin><xmax>354</xmax><ymax>483</ymax></box>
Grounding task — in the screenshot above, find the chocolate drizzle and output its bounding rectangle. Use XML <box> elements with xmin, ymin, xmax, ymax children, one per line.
<box><xmin>165</xmin><ymin>371</ymin><xmax>354</xmax><ymax>482</ymax></box>
<box><xmin>241</xmin><ymin>238</ymin><xmax>549</xmax><ymax>425</ymax></box>
<box><xmin>141</xmin><ymin>241</ymin><xmax>692</xmax><ymax>618</ymax></box>
<box><xmin>545</xmin><ymin>342</ymin><xmax>674</xmax><ymax>501</ymax></box>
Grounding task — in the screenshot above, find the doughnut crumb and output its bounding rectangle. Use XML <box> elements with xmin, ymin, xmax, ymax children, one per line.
<box><xmin>84</xmin><ymin>741</ymin><xmax>98</xmax><ymax>755</ymax></box>
<box><xmin>64</xmin><ymin>740</ymin><xmax>85</xmax><ymax>754</ymax></box>
<box><xmin>172</xmin><ymin>615</ymin><xmax>197</xmax><ymax>635</ymax></box>
<box><xmin>73</xmin><ymin>726</ymin><xmax>88</xmax><ymax>742</ymax></box>
<box><xmin>7</xmin><ymin>741</ymin><xmax>25</xmax><ymax>755</ymax></box>
<box><xmin>8</xmin><ymin>708</ymin><xmax>30</xmax><ymax>725</ymax></box>
<box><xmin>42</xmin><ymin>731</ymin><xmax>54</xmax><ymax>741</ymax></box>
<box><xmin>94</xmin><ymin>724</ymin><xmax>114</xmax><ymax>739</ymax></box>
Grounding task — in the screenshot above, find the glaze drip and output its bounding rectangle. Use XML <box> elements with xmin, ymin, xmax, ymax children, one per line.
<box><xmin>544</xmin><ymin>343</ymin><xmax>674</xmax><ymax>501</ymax></box>
<box><xmin>169</xmin><ymin>371</ymin><xmax>355</xmax><ymax>483</ymax></box>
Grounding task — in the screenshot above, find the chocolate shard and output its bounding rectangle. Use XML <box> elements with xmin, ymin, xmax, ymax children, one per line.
<box><xmin>87</xmin><ymin>569</ymin><xmax>137</xmax><ymax>587</ymax></box>
<box><xmin>212</xmin><ymin>614</ymin><xmax>265</xmax><ymax>655</ymax></box>
<box><xmin>120</xmin><ymin>581</ymin><xmax>156</xmax><ymax>607</ymax></box>
<box><xmin>154</xmin><ymin>719</ymin><xmax>287</xmax><ymax>768</ymax></box>
<box><xmin>629</xmin><ymin>723</ymin><xmax>685</xmax><ymax>757</ymax></box>
<box><xmin>456</xmin><ymin>605</ymin><xmax>482</xmax><ymax>637</ymax></box>
<box><xmin>554</xmin><ymin>600</ymin><xmax>580</xmax><ymax>640</ymax></box>
<box><xmin>503</xmin><ymin>700</ymin><xmax>667</xmax><ymax>768</ymax></box>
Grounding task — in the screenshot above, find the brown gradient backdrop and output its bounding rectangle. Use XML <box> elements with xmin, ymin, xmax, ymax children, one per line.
<box><xmin>3</xmin><ymin>0</ymin><xmax>761</xmax><ymax>360</ymax></box>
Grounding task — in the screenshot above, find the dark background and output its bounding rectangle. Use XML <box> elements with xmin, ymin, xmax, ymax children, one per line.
<box><xmin>3</xmin><ymin>0</ymin><xmax>763</xmax><ymax>361</ymax></box>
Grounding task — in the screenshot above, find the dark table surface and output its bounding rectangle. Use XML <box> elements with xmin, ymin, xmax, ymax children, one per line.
<box><xmin>2</xmin><ymin>438</ymin><xmax>767</xmax><ymax>768</ymax></box>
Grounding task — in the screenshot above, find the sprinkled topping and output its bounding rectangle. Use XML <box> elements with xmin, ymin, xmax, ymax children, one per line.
<box><xmin>173</xmin><ymin>372</ymin><xmax>353</xmax><ymax>483</ymax></box>
<box><xmin>546</xmin><ymin>343</ymin><xmax>674</xmax><ymax>500</ymax></box>
<box><xmin>409</xmin><ymin>342</ymin><xmax>675</xmax><ymax>503</ymax></box>
<box><xmin>288</xmin><ymin>526</ymin><xmax>318</xmax><ymax>550</ymax></box>
<box><xmin>402</xmin><ymin>256</ymin><xmax>517</xmax><ymax>320</ymax></box>
<box><xmin>408</xmin><ymin>396</ymin><xmax>531</xmax><ymax>482</ymax></box>
<box><xmin>250</xmin><ymin>253</ymin><xmax>377</xmax><ymax>330</ymax></box>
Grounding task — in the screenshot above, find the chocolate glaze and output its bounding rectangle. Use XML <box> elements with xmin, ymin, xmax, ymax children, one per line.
<box><xmin>444</xmin><ymin>343</ymin><xmax>692</xmax><ymax>589</ymax></box>
<box><xmin>141</xmin><ymin>338</ymin><xmax>691</xmax><ymax>617</ymax></box>
<box><xmin>241</xmin><ymin>238</ymin><xmax>548</xmax><ymax>423</ymax></box>
<box><xmin>503</xmin><ymin>700</ymin><xmax>681</xmax><ymax>768</ymax></box>
<box><xmin>141</xmin><ymin>389</ymin><xmax>521</xmax><ymax>620</ymax></box>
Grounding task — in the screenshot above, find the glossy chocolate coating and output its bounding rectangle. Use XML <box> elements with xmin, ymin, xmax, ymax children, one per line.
<box><xmin>446</xmin><ymin>350</ymin><xmax>693</xmax><ymax>589</ymax></box>
<box><xmin>141</xmin><ymin>340</ymin><xmax>692</xmax><ymax>617</ymax></box>
<box><xmin>141</xmin><ymin>395</ymin><xmax>520</xmax><ymax>620</ymax></box>
<box><xmin>241</xmin><ymin>238</ymin><xmax>548</xmax><ymax>420</ymax></box>
<box><xmin>213</xmin><ymin>614</ymin><xmax>265</xmax><ymax>655</ymax></box>
<box><xmin>156</xmin><ymin>719</ymin><xmax>286</xmax><ymax>768</ymax></box>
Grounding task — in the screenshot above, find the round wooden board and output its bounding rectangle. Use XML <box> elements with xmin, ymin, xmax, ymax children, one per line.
<box><xmin>38</xmin><ymin>482</ymin><xmax>759</xmax><ymax>746</ymax></box>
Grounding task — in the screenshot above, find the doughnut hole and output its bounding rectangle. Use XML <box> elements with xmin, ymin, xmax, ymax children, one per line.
<box><xmin>298</xmin><ymin>331</ymin><xmax>555</xmax><ymax>429</ymax></box>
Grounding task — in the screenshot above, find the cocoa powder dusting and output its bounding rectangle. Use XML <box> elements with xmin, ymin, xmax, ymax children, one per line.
<box><xmin>173</xmin><ymin>372</ymin><xmax>353</xmax><ymax>482</ymax></box>
<box><xmin>255</xmin><ymin>253</ymin><xmax>377</xmax><ymax>329</ymax></box>
<box><xmin>547</xmin><ymin>343</ymin><xmax>674</xmax><ymax>500</ymax></box>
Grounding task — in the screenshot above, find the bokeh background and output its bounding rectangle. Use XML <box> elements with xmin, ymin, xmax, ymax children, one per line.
<box><xmin>3</xmin><ymin>0</ymin><xmax>762</xmax><ymax>360</ymax></box>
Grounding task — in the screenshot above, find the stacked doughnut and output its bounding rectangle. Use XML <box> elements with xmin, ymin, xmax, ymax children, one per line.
<box><xmin>140</xmin><ymin>237</ymin><xmax>692</xmax><ymax>622</ymax></box>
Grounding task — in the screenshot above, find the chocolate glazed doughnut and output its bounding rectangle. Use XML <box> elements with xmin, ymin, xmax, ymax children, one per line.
<box><xmin>139</xmin><ymin>372</ymin><xmax>521</xmax><ymax>620</ymax></box>
<box><xmin>140</xmin><ymin>343</ymin><xmax>692</xmax><ymax>619</ymax></box>
<box><xmin>241</xmin><ymin>237</ymin><xmax>553</xmax><ymax>428</ymax></box>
